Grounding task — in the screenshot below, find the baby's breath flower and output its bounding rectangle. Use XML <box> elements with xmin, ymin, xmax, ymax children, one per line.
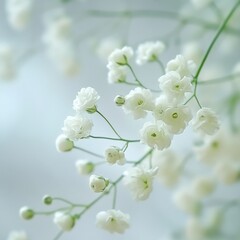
<box><xmin>53</xmin><ymin>212</ymin><xmax>75</xmax><ymax>231</ymax></box>
<box><xmin>159</xmin><ymin>71</ymin><xmax>193</xmax><ymax>103</ymax></box>
<box><xmin>108</xmin><ymin>67</ymin><xmax>127</xmax><ymax>84</ymax></box>
<box><xmin>105</xmin><ymin>146</ymin><xmax>125</xmax><ymax>165</ymax></box>
<box><xmin>123</xmin><ymin>87</ymin><xmax>154</xmax><ymax>119</ymax></box>
<box><xmin>73</xmin><ymin>87</ymin><xmax>100</xmax><ymax>113</ymax></box>
<box><xmin>139</xmin><ymin>122</ymin><xmax>172</xmax><ymax>150</ymax></box>
<box><xmin>136</xmin><ymin>41</ymin><xmax>165</xmax><ymax>65</ymax></box>
<box><xmin>191</xmin><ymin>108</ymin><xmax>220</xmax><ymax>135</ymax></box>
<box><xmin>165</xmin><ymin>54</ymin><xmax>196</xmax><ymax>78</ymax></box>
<box><xmin>75</xmin><ymin>159</ymin><xmax>95</xmax><ymax>175</ymax></box>
<box><xmin>123</xmin><ymin>166</ymin><xmax>157</xmax><ymax>201</ymax></box>
<box><xmin>19</xmin><ymin>206</ymin><xmax>34</xmax><ymax>220</ymax></box>
<box><xmin>62</xmin><ymin>115</ymin><xmax>93</xmax><ymax>141</ymax></box>
<box><xmin>89</xmin><ymin>174</ymin><xmax>109</xmax><ymax>192</ymax></box>
<box><xmin>55</xmin><ymin>134</ymin><xmax>74</xmax><ymax>152</ymax></box>
<box><xmin>152</xmin><ymin>149</ymin><xmax>182</xmax><ymax>187</ymax></box>
<box><xmin>173</xmin><ymin>188</ymin><xmax>202</xmax><ymax>215</ymax></box>
<box><xmin>96</xmin><ymin>209</ymin><xmax>130</xmax><ymax>234</ymax></box>
<box><xmin>6</xmin><ymin>0</ymin><xmax>32</xmax><ymax>30</ymax></box>
<box><xmin>107</xmin><ymin>46</ymin><xmax>133</xmax><ymax>67</ymax></box>
<box><xmin>7</xmin><ymin>231</ymin><xmax>28</xmax><ymax>240</ymax></box>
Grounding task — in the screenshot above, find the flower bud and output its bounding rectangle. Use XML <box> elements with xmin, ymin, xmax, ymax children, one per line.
<box><xmin>86</xmin><ymin>105</ymin><xmax>97</xmax><ymax>114</ymax></box>
<box><xmin>19</xmin><ymin>206</ymin><xmax>35</xmax><ymax>220</ymax></box>
<box><xmin>55</xmin><ymin>134</ymin><xmax>74</xmax><ymax>152</ymax></box>
<box><xmin>53</xmin><ymin>212</ymin><xmax>75</xmax><ymax>231</ymax></box>
<box><xmin>114</xmin><ymin>95</ymin><xmax>125</xmax><ymax>106</ymax></box>
<box><xmin>105</xmin><ymin>146</ymin><xmax>125</xmax><ymax>165</ymax></box>
<box><xmin>42</xmin><ymin>195</ymin><xmax>53</xmax><ymax>205</ymax></box>
<box><xmin>75</xmin><ymin>160</ymin><xmax>95</xmax><ymax>175</ymax></box>
<box><xmin>89</xmin><ymin>174</ymin><xmax>109</xmax><ymax>193</ymax></box>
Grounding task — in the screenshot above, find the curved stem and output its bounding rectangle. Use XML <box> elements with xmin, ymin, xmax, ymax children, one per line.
<box><xmin>198</xmin><ymin>73</ymin><xmax>240</xmax><ymax>85</ymax></box>
<box><xmin>126</xmin><ymin>63</ymin><xmax>147</xmax><ymax>88</ymax></box>
<box><xmin>89</xmin><ymin>135</ymin><xmax>140</xmax><ymax>143</ymax></box>
<box><xmin>96</xmin><ymin>110</ymin><xmax>122</xmax><ymax>138</ymax></box>
<box><xmin>52</xmin><ymin>197</ymin><xmax>86</xmax><ymax>207</ymax></box>
<box><xmin>73</xmin><ymin>146</ymin><xmax>103</xmax><ymax>159</ymax></box>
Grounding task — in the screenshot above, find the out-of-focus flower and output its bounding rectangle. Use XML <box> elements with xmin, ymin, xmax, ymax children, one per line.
<box><xmin>53</xmin><ymin>212</ymin><xmax>75</xmax><ymax>231</ymax></box>
<box><xmin>7</xmin><ymin>231</ymin><xmax>28</xmax><ymax>240</ymax></box>
<box><xmin>96</xmin><ymin>209</ymin><xmax>130</xmax><ymax>233</ymax></box>
<box><xmin>75</xmin><ymin>160</ymin><xmax>95</xmax><ymax>175</ymax></box>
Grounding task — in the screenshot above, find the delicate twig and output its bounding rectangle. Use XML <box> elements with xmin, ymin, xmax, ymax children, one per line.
<box><xmin>73</xmin><ymin>146</ymin><xmax>103</xmax><ymax>159</ymax></box>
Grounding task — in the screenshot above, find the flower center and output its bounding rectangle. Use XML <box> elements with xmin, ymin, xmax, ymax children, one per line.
<box><xmin>172</xmin><ymin>112</ymin><xmax>178</xmax><ymax>119</ymax></box>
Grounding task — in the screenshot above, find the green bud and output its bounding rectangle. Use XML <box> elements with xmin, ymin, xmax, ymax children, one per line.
<box><xmin>42</xmin><ymin>195</ymin><xmax>53</xmax><ymax>205</ymax></box>
<box><xmin>114</xmin><ymin>95</ymin><xmax>125</xmax><ymax>106</ymax></box>
<box><xmin>19</xmin><ymin>206</ymin><xmax>35</xmax><ymax>220</ymax></box>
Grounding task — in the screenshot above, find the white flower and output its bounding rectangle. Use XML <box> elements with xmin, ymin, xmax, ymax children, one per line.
<box><xmin>123</xmin><ymin>166</ymin><xmax>157</xmax><ymax>201</ymax></box>
<box><xmin>191</xmin><ymin>176</ymin><xmax>216</xmax><ymax>199</ymax></box>
<box><xmin>62</xmin><ymin>115</ymin><xmax>93</xmax><ymax>141</ymax></box>
<box><xmin>140</xmin><ymin>122</ymin><xmax>172</xmax><ymax>150</ymax></box>
<box><xmin>75</xmin><ymin>160</ymin><xmax>95</xmax><ymax>175</ymax></box>
<box><xmin>0</xmin><ymin>43</ymin><xmax>15</xmax><ymax>80</ymax></box>
<box><xmin>19</xmin><ymin>206</ymin><xmax>34</xmax><ymax>220</ymax></box>
<box><xmin>214</xmin><ymin>162</ymin><xmax>240</xmax><ymax>184</ymax></box>
<box><xmin>182</xmin><ymin>42</ymin><xmax>203</xmax><ymax>65</ymax></box>
<box><xmin>6</xmin><ymin>0</ymin><xmax>32</xmax><ymax>30</ymax></box>
<box><xmin>185</xmin><ymin>218</ymin><xmax>206</xmax><ymax>240</ymax></box>
<box><xmin>165</xmin><ymin>54</ymin><xmax>196</xmax><ymax>78</ymax></box>
<box><xmin>89</xmin><ymin>174</ymin><xmax>109</xmax><ymax>192</ymax></box>
<box><xmin>107</xmin><ymin>46</ymin><xmax>133</xmax><ymax>67</ymax></box>
<box><xmin>152</xmin><ymin>149</ymin><xmax>182</xmax><ymax>187</ymax></box>
<box><xmin>191</xmin><ymin>0</ymin><xmax>213</xmax><ymax>9</ymax></box>
<box><xmin>191</xmin><ymin>108</ymin><xmax>220</xmax><ymax>135</ymax></box>
<box><xmin>173</xmin><ymin>188</ymin><xmax>201</xmax><ymax>215</ymax></box>
<box><xmin>96</xmin><ymin>209</ymin><xmax>130</xmax><ymax>234</ymax></box>
<box><xmin>108</xmin><ymin>67</ymin><xmax>127</xmax><ymax>84</ymax></box>
<box><xmin>73</xmin><ymin>87</ymin><xmax>100</xmax><ymax>113</ymax></box>
<box><xmin>136</xmin><ymin>41</ymin><xmax>165</xmax><ymax>65</ymax></box>
<box><xmin>105</xmin><ymin>146</ymin><xmax>125</xmax><ymax>165</ymax></box>
<box><xmin>153</xmin><ymin>98</ymin><xmax>192</xmax><ymax>134</ymax></box>
<box><xmin>96</xmin><ymin>37</ymin><xmax>122</xmax><ymax>62</ymax></box>
<box><xmin>8</xmin><ymin>231</ymin><xmax>28</xmax><ymax>240</ymax></box>
<box><xmin>55</xmin><ymin>134</ymin><xmax>74</xmax><ymax>152</ymax></box>
<box><xmin>159</xmin><ymin>71</ymin><xmax>193</xmax><ymax>103</ymax></box>
<box><xmin>123</xmin><ymin>87</ymin><xmax>154</xmax><ymax>119</ymax></box>
<box><xmin>53</xmin><ymin>212</ymin><xmax>75</xmax><ymax>231</ymax></box>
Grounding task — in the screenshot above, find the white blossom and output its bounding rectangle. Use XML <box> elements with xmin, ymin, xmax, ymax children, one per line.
<box><xmin>173</xmin><ymin>188</ymin><xmax>201</xmax><ymax>215</ymax></box>
<box><xmin>107</xmin><ymin>46</ymin><xmax>133</xmax><ymax>68</ymax></box>
<box><xmin>89</xmin><ymin>174</ymin><xmax>109</xmax><ymax>192</ymax></box>
<box><xmin>191</xmin><ymin>176</ymin><xmax>216</xmax><ymax>199</ymax></box>
<box><xmin>123</xmin><ymin>166</ymin><xmax>157</xmax><ymax>201</ymax></box>
<box><xmin>191</xmin><ymin>0</ymin><xmax>213</xmax><ymax>9</ymax></box>
<box><xmin>105</xmin><ymin>146</ymin><xmax>125</xmax><ymax>165</ymax></box>
<box><xmin>108</xmin><ymin>67</ymin><xmax>127</xmax><ymax>84</ymax></box>
<box><xmin>96</xmin><ymin>209</ymin><xmax>130</xmax><ymax>234</ymax></box>
<box><xmin>75</xmin><ymin>159</ymin><xmax>95</xmax><ymax>175</ymax></box>
<box><xmin>7</xmin><ymin>231</ymin><xmax>28</xmax><ymax>240</ymax></box>
<box><xmin>62</xmin><ymin>115</ymin><xmax>93</xmax><ymax>141</ymax></box>
<box><xmin>0</xmin><ymin>43</ymin><xmax>15</xmax><ymax>80</ymax></box>
<box><xmin>6</xmin><ymin>0</ymin><xmax>32</xmax><ymax>30</ymax></box>
<box><xmin>96</xmin><ymin>37</ymin><xmax>122</xmax><ymax>62</ymax></box>
<box><xmin>214</xmin><ymin>162</ymin><xmax>240</xmax><ymax>184</ymax></box>
<box><xmin>140</xmin><ymin>122</ymin><xmax>172</xmax><ymax>150</ymax></box>
<box><xmin>53</xmin><ymin>212</ymin><xmax>75</xmax><ymax>231</ymax></box>
<box><xmin>136</xmin><ymin>41</ymin><xmax>165</xmax><ymax>65</ymax></box>
<box><xmin>182</xmin><ymin>42</ymin><xmax>203</xmax><ymax>65</ymax></box>
<box><xmin>191</xmin><ymin>108</ymin><xmax>220</xmax><ymax>135</ymax></box>
<box><xmin>152</xmin><ymin>149</ymin><xmax>182</xmax><ymax>187</ymax></box>
<box><xmin>166</xmin><ymin>54</ymin><xmax>196</xmax><ymax>78</ymax></box>
<box><xmin>55</xmin><ymin>134</ymin><xmax>74</xmax><ymax>152</ymax></box>
<box><xmin>153</xmin><ymin>98</ymin><xmax>192</xmax><ymax>134</ymax></box>
<box><xmin>123</xmin><ymin>87</ymin><xmax>154</xmax><ymax>119</ymax></box>
<box><xmin>73</xmin><ymin>87</ymin><xmax>100</xmax><ymax>113</ymax></box>
<box><xmin>159</xmin><ymin>71</ymin><xmax>193</xmax><ymax>103</ymax></box>
<box><xmin>185</xmin><ymin>218</ymin><xmax>206</xmax><ymax>240</ymax></box>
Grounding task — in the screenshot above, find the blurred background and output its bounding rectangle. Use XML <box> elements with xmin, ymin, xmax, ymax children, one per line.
<box><xmin>1</xmin><ymin>0</ymin><xmax>240</xmax><ymax>239</ymax></box>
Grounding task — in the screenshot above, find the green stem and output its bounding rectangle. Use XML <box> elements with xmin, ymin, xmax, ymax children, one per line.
<box><xmin>89</xmin><ymin>135</ymin><xmax>140</xmax><ymax>143</ymax></box>
<box><xmin>112</xmin><ymin>185</ymin><xmax>117</xmax><ymax>209</ymax></box>
<box><xmin>198</xmin><ymin>73</ymin><xmax>240</xmax><ymax>85</ymax></box>
<box><xmin>126</xmin><ymin>63</ymin><xmax>147</xmax><ymax>88</ymax></box>
<box><xmin>52</xmin><ymin>197</ymin><xmax>86</xmax><ymax>207</ymax></box>
<box><xmin>96</xmin><ymin>110</ymin><xmax>122</xmax><ymax>138</ymax></box>
<box><xmin>53</xmin><ymin>231</ymin><xmax>64</xmax><ymax>240</ymax></box>
<box><xmin>154</xmin><ymin>57</ymin><xmax>165</xmax><ymax>74</ymax></box>
<box><xmin>73</xmin><ymin>146</ymin><xmax>103</xmax><ymax>159</ymax></box>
